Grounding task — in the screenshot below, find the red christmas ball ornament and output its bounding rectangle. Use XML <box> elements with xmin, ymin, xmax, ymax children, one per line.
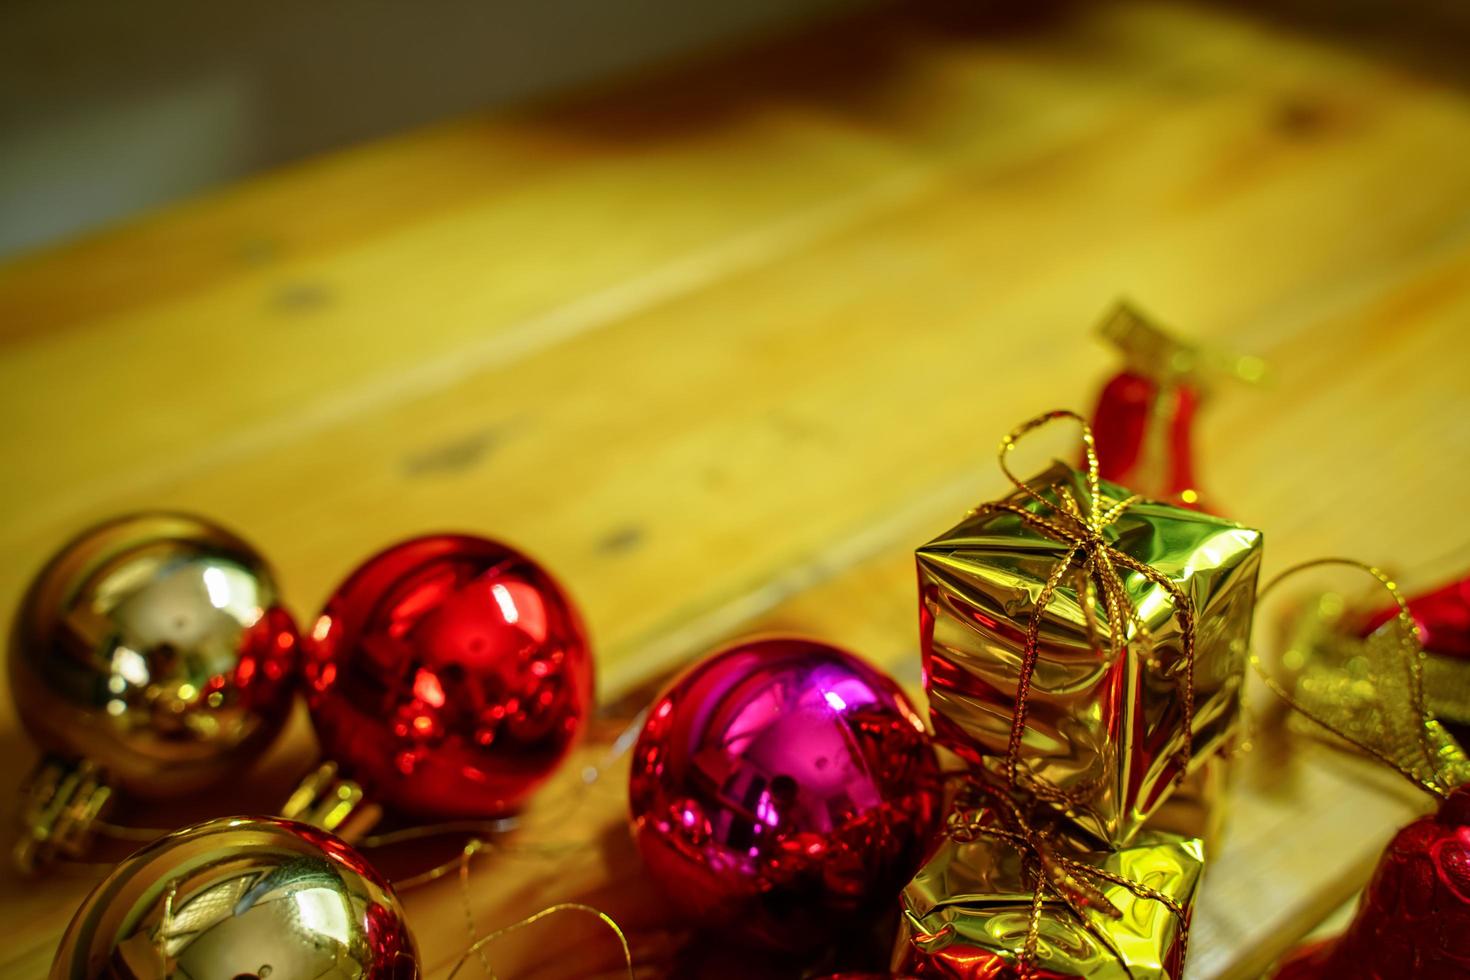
<box><xmin>629</xmin><ymin>637</ymin><xmax>942</xmax><ymax>953</ymax></box>
<box><xmin>296</xmin><ymin>534</ymin><xmax>593</xmax><ymax>832</ymax></box>
<box><xmin>1274</xmin><ymin>785</ymin><xmax>1470</xmax><ymax>979</ymax></box>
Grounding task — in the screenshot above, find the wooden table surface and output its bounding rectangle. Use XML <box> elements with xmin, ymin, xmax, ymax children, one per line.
<box><xmin>3</xmin><ymin>1</ymin><xmax>1469</xmax><ymax>976</ymax></box>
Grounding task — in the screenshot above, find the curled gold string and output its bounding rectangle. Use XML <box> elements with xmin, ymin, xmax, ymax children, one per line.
<box><xmin>391</xmin><ymin>836</ymin><xmax>497</xmax><ymax>892</ymax></box>
<box><xmin>385</xmin><ymin>708</ymin><xmax>648</xmax><ymax>889</ymax></box>
<box><xmin>971</xmin><ymin>410</ymin><xmax>1199</xmax><ymax>809</ymax></box>
<box><xmin>1251</xmin><ymin>557</ymin><xmax>1465</xmax><ymax>799</ymax></box>
<box><xmin>360</xmin><ymin>819</ymin><xmax>514</xmax><ymax>849</ymax></box>
<box><xmin>445</xmin><ymin>902</ymin><xmax>635</xmax><ymax>980</ymax></box>
<box><xmin>458</xmin><ymin>841</ymin><xmax>493</xmax><ymax>979</ymax></box>
<box><xmin>433</xmin><ymin>805</ymin><xmax>634</xmax><ymax>980</ymax></box>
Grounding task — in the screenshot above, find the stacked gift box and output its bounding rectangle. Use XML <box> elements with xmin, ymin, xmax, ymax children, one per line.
<box><xmin>893</xmin><ymin>417</ymin><xmax>1263</xmax><ymax>978</ymax></box>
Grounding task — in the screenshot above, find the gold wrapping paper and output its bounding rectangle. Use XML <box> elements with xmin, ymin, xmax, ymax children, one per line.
<box><xmin>893</xmin><ymin>809</ymin><xmax>1204</xmax><ymax>979</ymax></box>
<box><xmin>919</xmin><ymin>459</ymin><xmax>1262</xmax><ymax>845</ymax></box>
<box><xmin>1141</xmin><ymin>755</ymin><xmax>1227</xmax><ymax>858</ymax></box>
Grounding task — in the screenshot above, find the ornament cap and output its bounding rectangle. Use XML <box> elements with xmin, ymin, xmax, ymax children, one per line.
<box><xmin>1097</xmin><ymin>301</ymin><xmax>1265</xmax><ymax>389</ymax></box>
<box><xmin>14</xmin><ymin>755</ymin><xmax>113</xmax><ymax>874</ymax></box>
<box><xmin>1091</xmin><ymin>301</ymin><xmax>1264</xmax><ymax>512</ymax></box>
<box><xmin>280</xmin><ymin>761</ymin><xmax>382</xmax><ymax>843</ymax></box>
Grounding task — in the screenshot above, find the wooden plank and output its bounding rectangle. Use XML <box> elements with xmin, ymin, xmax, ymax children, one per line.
<box><xmin>1</xmin><ymin>0</ymin><xmax>1468</xmax><ymax>975</ymax></box>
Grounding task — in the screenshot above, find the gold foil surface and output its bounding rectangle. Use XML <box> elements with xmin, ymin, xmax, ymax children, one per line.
<box><xmin>919</xmin><ymin>461</ymin><xmax>1262</xmax><ymax>845</ymax></box>
<box><xmin>893</xmin><ymin>811</ymin><xmax>1204</xmax><ymax>979</ymax></box>
<box><xmin>1141</xmin><ymin>754</ymin><xmax>1228</xmax><ymax>858</ymax></box>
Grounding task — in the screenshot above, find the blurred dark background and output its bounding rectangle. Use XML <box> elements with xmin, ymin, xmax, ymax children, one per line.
<box><xmin>0</xmin><ymin>0</ymin><xmax>868</xmax><ymax>257</ymax></box>
<box><xmin>7</xmin><ymin>0</ymin><xmax>1470</xmax><ymax>260</ymax></box>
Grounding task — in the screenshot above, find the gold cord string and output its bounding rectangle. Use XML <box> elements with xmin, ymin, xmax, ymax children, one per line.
<box><xmin>359</xmin><ymin>820</ymin><xmax>515</xmax><ymax>849</ymax></box>
<box><xmin>429</xmin><ymin>796</ymin><xmax>634</xmax><ymax>980</ymax></box>
<box><xmin>458</xmin><ymin>841</ymin><xmax>494</xmax><ymax>979</ymax></box>
<box><xmin>969</xmin><ymin>410</ymin><xmax>1198</xmax><ymax>807</ymax></box>
<box><xmin>445</xmin><ymin>902</ymin><xmax>635</xmax><ymax>980</ymax></box>
<box><xmin>1251</xmin><ymin>557</ymin><xmax>1469</xmax><ymax>799</ymax></box>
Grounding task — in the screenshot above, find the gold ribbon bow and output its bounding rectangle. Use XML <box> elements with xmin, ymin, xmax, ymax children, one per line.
<box><xmin>1252</xmin><ymin>559</ymin><xmax>1470</xmax><ymax>798</ymax></box>
<box><xmin>969</xmin><ymin>410</ymin><xmax>1199</xmax><ymax>807</ymax></box>
<box><xmin>947</xmin><ymin>775</ymin><xmax>1190</xmax><ymax>980</ymax></box>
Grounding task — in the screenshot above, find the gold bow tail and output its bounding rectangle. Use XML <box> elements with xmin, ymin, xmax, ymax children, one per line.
<box><xmin>892</xmin><ymin>774</ymin><xmax>1203</xmax><ymax>980</ymax></box>
<box><xmin>1255</xmin><ymin>559</ymin><xmax>1470</xmax><ymax>799</ymax></box>
<box><xmin>918</xmin><ymin>410</ymin><xmax>1263</xmax><ymax>845</ymax></box>
<box><xmin>1281</xmin><ymin>564</ymin><xmax>1470</xmax><ymax>736</ymax></box>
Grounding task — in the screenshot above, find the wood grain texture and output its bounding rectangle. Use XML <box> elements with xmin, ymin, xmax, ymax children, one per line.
<box><xmin>1</xmin><ymin>0</ymin><xmax>1468</xmax><ymax>975</ymax></box>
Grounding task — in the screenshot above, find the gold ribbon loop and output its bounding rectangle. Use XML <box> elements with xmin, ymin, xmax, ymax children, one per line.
<box><xmin>972</xmin><ymin>410</ymin><xmax>1199</xmax><ymax>804</ymax></box>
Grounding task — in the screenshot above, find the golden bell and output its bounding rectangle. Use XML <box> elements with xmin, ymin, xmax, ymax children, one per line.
<box><xmin>8</xmin><ymin>513</ymin><xmax>300</xmax><ymax>871</ymax></box>
<box><xmin>51</xmin><ymin>816</ymin><xmax>419</xmax><ymax>979</ymax></box>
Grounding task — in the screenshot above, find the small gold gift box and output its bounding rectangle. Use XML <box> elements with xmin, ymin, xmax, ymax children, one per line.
<box><xmin>894</xmin><ymin>805</ymin><xmax>1204</xmax><ymax>979</ymax></box>
<box><xmin>919</xmin><ymin>456</ymin><xmax>1262</xmax><ymax>845</ymax></box>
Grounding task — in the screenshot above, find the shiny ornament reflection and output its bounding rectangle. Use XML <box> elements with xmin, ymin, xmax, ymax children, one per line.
<box><xmin>9</xmin><ymin>513</ymin><xmax>299</xmax><ymax>869</ymax></box>
<box><xmin>51</xmin><ymin>817</ymin><xmax>417</xmax><ymax>979</ymax></box>
<box><xmin>302</xmin><ymin>535</ymin><xmax>593</xmax><ymax>823</ymax></box>
<box><xmin>628</xmin><ymin>637</ymin><xmax>941</xmax><ymax>953</ymax></box>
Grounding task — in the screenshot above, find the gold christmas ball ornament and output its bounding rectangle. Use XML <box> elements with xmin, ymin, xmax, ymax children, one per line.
<box><xmin>9</xmin><ymin>513</ymin><xmax>301</xmax><ymax>871</ymax></box>
<box><xmin>51</xmin><ymin>816</ymin><xmax>419</xmax><ymax>979</ymax></box>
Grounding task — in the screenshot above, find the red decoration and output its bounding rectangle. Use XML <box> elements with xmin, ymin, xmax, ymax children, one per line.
<box><xmin>1362</xmin><ymin>572</ymin><xmax>1470</xmax><ymax>659</ymax></box>
<box><xmin>628</xmin><ymin>637</ymin><xmax>941</xmax><ymax>953</ymax></box>
<box><xmin>1092</xmin><ymin>368</ymin><xmax>1207</xmax><ymax>511</ymax></box>
<box><xmin>1274</xmin><ymin>785</ymin><xmax>1470</xmax><ymax>979</ymax></box>
<box><xmin>305</xmin><ymin>534</ymin><xmax>593</xmax><ymax>820</ymax></box>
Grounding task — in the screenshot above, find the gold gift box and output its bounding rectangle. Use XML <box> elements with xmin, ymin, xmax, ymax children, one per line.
<box><xmin>893</xmin><ymin>815</ymin><xmax>1204</xmax><ymax>979</ymax></box>
<box><xmin>918</xmin><ymin>461</ymin><xmax>1262</xmax><ymax>845</ymax></box>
